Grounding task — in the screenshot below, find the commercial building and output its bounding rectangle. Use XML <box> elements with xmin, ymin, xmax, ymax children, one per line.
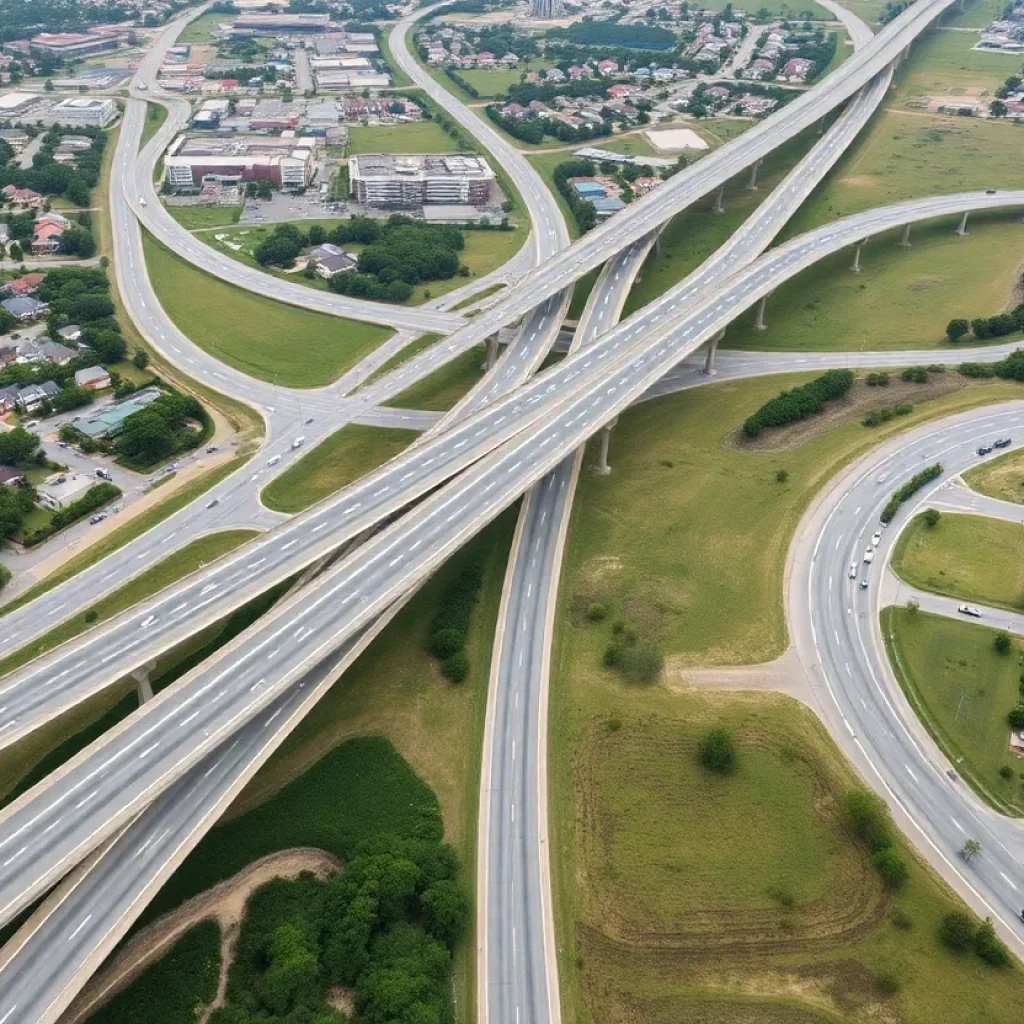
<box><xmin>349</xmin><ymin>153</ymin><xmax>495</xmax><ymax>209</ymax></box>
<box><xmin>0</xmin><ymin>92</ymin><xmax>40</xmax><ymax>117</ymax></box>
<box><xmin>77</xmin><ymin>387</ymin><xmax>163</xmax><ymax>439</ymax></box>
<box><xmin>231</xmin><ymin>13</ymin><xmax>331</xmax><ymax>35</ymax></box>
<box><xmin>0</xmin><ymin>128</ymin><xmax>29</xmax><ymax>152</ymax></box>
<box><xmin>36</xmin><ymin>472</ymin><xmax>94</xmax><ymax>511</ymax></box>
<box><xmin>29</xmin><ymin>32</ymin><xmax>119</xmax><ymax>58</ymax></box>
<box><xmin>48</xmin><ymin>97</ymin><xmax>118</xmax><ymax>128</ymax></box>
<box><xmin>164</xmin><ymin>134</ymin><xmax>316</xmax><ymax>190</ymax></box>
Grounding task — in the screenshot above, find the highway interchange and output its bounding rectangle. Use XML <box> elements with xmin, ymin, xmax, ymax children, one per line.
<box><xmin>2</xmin><ymin>0</ymin><xmax>1024</xmax><ymax>1019</ymax></box>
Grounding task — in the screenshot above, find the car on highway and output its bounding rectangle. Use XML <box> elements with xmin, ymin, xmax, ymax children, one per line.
<box><xmin>205</xmin><ymin>498</ymin><xmax>220</xmax><ymax>509</ymax></box>
<box><xmin>89</xmin><ymin>514</ymin><xmax>106</xmax><ymax>525</ymax></box>
<box><xmin>137</xmin><ymin>82</ymin><xmax>147</xmax><ymax>91</ymax></box>
<box><xmin>859</xmin><ymin>580</ymin><xmax>868</xmax><ymax>590</ymax></box>
<box><xmin>947</xmin><ymin>769</ymin><xmax>958</xmax><ymax>782</ymax></box>
<box><xmin>291</xmin><ymin>436</ymin><xmax>305</xmax><ymax>449</ymax></box>
<box><xmin>994</xmin><ymin>437</ymin><xmax>1012</xmax><ymax>448</ymax></box>
<box><xmin>871</xmin><ymin>530</ymin><xmax>882</xmax><ymax>546</ymax></box>
<box><xmin>848</xmin><ymin>562</ymin><xmax>857</xmax><ymax>579</ymax></box>
<box><xmin>863</xmin><ymin>547</ymin><xmax>874</xmax><ymax>563</ymax></box>
<box><xmin>986</xmin><ymin>188</ymin><xmax>997</xmax><ymax>195</ymax></box>
<box><xmin>957</xmin><ymin>604</ymin><xmax>982</xmax><ymax>618</ymax></box>
<box><xmin>206</xmin><ymin>445</ymin><xmax>218</xmax><ymax>453</ymax></box>
<box><xmin>977</xmin><ymin>444</ymin><xmax>993</xmax><ymax>455</ymax></box>
<box><xmin>138</xmin><ymin>196</ymin><xmax>147</xmax><ymax>207</ymax></box>
<box><xmin>267</xmin><ymin>455</ymin><xmax>281</xmax><ymax>466</ymax></box>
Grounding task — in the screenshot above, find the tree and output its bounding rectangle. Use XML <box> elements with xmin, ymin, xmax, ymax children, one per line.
<box><xmin>946</xmin><ymin>318</ymin><xmax>970</xmax><ymax>342</ymax></box>
<box><xmin>974</xmin><ymin>917</ymin><xmax>1012</xmax><ymax>966</ymax></box>
<box><xmin>617</xmin><ymin>642</ymin><xmax>664</xmax><ymax>682</ymax></box>
<box><xmin>132</xmin><ymin>349</ymin><xmax>150</xmax><ymax>370</ymax></box>
<box><xmin>776</xmin><ymin>469</ymin><xmax>789</xmax><ymax>483</ymax></box>
<box><xmin>306</xmin><ymin>224</ymin><xmax>326</xmax><ymax>246</ymax></box>
<box><xmin>698</xmin><ymin>727</ymin><xmax>736</xmax><ymax>773</ymax></box>
<box><xmin>961</xmin><ymin>838</ymin><xmax>981</xmax><ymax>863</ymax></box>
<box><xmin>989</xmin><ymin>99</ymin><xmax>1008</xmax><ymax>118</ymax></box>
<box><xmin>257</xmin><ymin>924</ymin><xmax>319</xmax><ymax>1015</ymax></box>
<box><xmin>421</xmin><ymin>879</ymin><xmax>470</xmax><ymax>945</ymax></box>
<box><xmin>994</xmin><ymin>631</ymin><xmax>1012</xmax><ymax>656</ymax></box>
<box><xmin>922</xmin><ymin>508</ymin><xmax>940</xmax><ymax>527</ymax></box>
<box><xmin>872</xmin><ymin>848</ymin><xmax>908</xmax><ymax>889</ymax></box>
<box><xmin>8</xmin><ymin>242</ymin><xmax>23</xmax><ymax>263</ymax></box>
<box><xmin>0</xmin><ymin>427</ymin><xmax>40</xmax><ymax>466</ymax></box>
<box><xmin>905</xmin><ymin>597</ymin><xmax>920</xmax><ymax>616</ymax></box>
<box><xmin>59</xmin><ymin>227</ymin><xmax>96</xmax><ymax>258</ymax></box>
<box><xmin>116</xmin><ymin>409</ymin><xmax>175</xmax><ymax>464</ymax></box>
<box><xmin>1007</xmin><ymin>707</ymin><xmax>1024</xmax><ymax>729</ymax></box>
<box><xmin>87</xmin><ymin>329</ymin><xmax>127</xmax><ymax>363</ymax></box>
<box><xmin>44</xmin><ymin>78</ymin><xmax>54</xmax><ymax>92</ymax></box>
<box><xmin>939</xmin><ymin>910</ymin><xmax>976</xmax><ymax>952</ymax></box>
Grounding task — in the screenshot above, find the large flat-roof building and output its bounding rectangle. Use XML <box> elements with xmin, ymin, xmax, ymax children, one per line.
<box><xmin>29</xmin><ymin>31</ymin><xmax>119</xmax><ymax>58</ymax></box>
<box><xmin>48</xmin><ymin>96</ymin><xmax>118</xmax><ymax>128</ymax></box>
<box><xmin>349</xmin><ymin>153</ymin><xmax>495</xmax><ymax>209</ymax></box>
<box><xmin>164</xmin><ymin>133</ymin><xmax>316</xmax><ymax>189</ymax></box>
<box><xmin>231</xmin><ymin>13</ymin><xmax>331</xmax><ymax>35</ymax></box>
<box><xmin>0</xmin><ymin>92</ymin><xmax>41</xmax><ymax>116</ymax></box>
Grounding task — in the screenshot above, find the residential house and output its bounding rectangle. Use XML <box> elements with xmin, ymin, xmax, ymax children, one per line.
<box><xmin>0</xmin><ymin>129</ymin><xmax>29</xmax><ymax>153</ymax></box>
<box><xmin>31</xmin><ymin>220</ymin><xmax>65</xmax><ymax>255</ymax></box>
<box><xmin>36</xmin><ymin>472</ymin><xmax>94</xmax><ymax>511</ymax></box>
<box><xmin>746</xmin><ymin>58</ymin><xmax>775</xmax><ymax>79</ymax></box>
<box><xmin>5</xmin><ymin>273</ymin><xmax>46</xmax><ymax>296</ymax></box>
<box><xmin>74</xmin><ymin>365</ymin><xmax>111</xmax><ymax>390</ymax></box>
<box><xmin>780</xmin><ymin>57</ymin><xmax>814</xmax><ymax>82</ymax></box>
<box><xmin>16</xmin><ymin>379</ymin><xmax>59</xmax><ymax>411</ymax></box>
<box><xmin>596</xmin><ymin>60</ymin><xmax>619</xmax><ymax>76</ymax></box>
<box><xmin>1</xmin><ymin>295</ymin><xmax>46</xmax><ymax>320</ymax></box>
<box><xmin>18</xmin><ymin>339</ymin><xmax>76</xmax><ymax>364</ymax></box>
<box><xmin>0</xmin><ymin>465</ymin><xmax>25</xmax><ymax>487</ymax></box>
<box><xmin>546</xmin><ymin>67</ymin><xmax>566</xmax><ymax>82</ymax></box>
<box><xmin>1</xmin><ymin>185</ymin><xmax>44</xmax><ymax>208</ymax></box>
<box><xmin>56</xmin><ymin>324</ymin><xmax>82</xmax><ymax>343</ymax></box>
<box><xmin>476</xmin><ymin>51</ymin><xmax>496</xmax><ymax>66</ymax></box>
<box><xmin>0</xmin><ymin>384</ymin><xmax>20</xmax><ymax>411</ymax></box>
<box><xmin>314</xmin><ymin>252</ymin><xmax>356</xmax><ymax>278</ymax></box>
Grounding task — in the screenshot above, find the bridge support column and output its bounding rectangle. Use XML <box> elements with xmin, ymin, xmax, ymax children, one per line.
<box><xmin>747</xmin><ymin>159</ymin><xmax>761</xmax><ymax>191</ymax></box>
<box><xmin>704</xmin><ymin>328</ymin><xmax>725</xmax><ymax>375</ymax></box>
<box><xmin>899</xmin><ymin>223</ymin><xmax>912</xmax><ymax>247</ymax></box>
<box><xmin>755</xmin><ymin>294</ymin><xmax>769</xmax><ymax>331</ymax></box>
<box><xmin>850</xmin><ymin>239</ymin><xmax>866</xmax><ymax>273</ymax></box>
<box><xmin>713</xmin><ymin>184</ymin><xmax>725</xmax><ymax>214</ymax></box>
<box><xmin>485</xmin><ymin>334</ymin><xmax>499</xmax><ymax>370</ymax></box>
<box><xmin>818</xmin><ymin>114</ymin><xmax>826</xmax><ymax>135</ymax></box>
<box><xmin>595</xmin><ymin>417</ymin><xmax>618</xmax><ymax>476</ymax></box>
<box><xmin>132</xmin><ymin>661</ymin><xmax>156</xmax><ymax>705</ymax></box>
<box><xmin>955</xmin><ymin>211</ymin><xmax>969</xmax><ymax>237</ymax></box>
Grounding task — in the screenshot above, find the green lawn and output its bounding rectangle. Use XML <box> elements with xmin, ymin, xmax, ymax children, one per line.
<box><xmin>261</xmin><ymin>424</ymin><xmax>417</xmax><ymax>513</ymax></box>
<box><xmin>0</xmin><ymin>530</ymin><xmax>257</xmax><ymax>680</ymax></box>
<box><xmin>165</xmin><ymin>203</ymin><xmax>242</xmax><ymax>231</ymax></box>
<box><xmin>946</xmin><ymin>0</ymin><xmax>1008</xmax><ymax>28</ymax></box>
<box><xmin>963</xmin><ymin>448</ymin><xmax>1024</xmax><ymax>505</ymax></box>
<box><xmin>177</xmin><ymin>11</ymin><xmax>229</xmax><ymax>45</ymax></box>
<box><xmin>456</xmin><ymin>67</ymin><xmax>527</xmax><ymax>97</ymax></box>
<box><xmin>834</xmin><ymin>0</ymin><xmax>889</xmax><ymax>20</ymax></box>
<box><xmin>889</xmin><ymin>28</ymin><xmax>1010</xmax><ymax>105</ymax></box>
<box><xmin>892</xmin><ymin>511</ymin><xmax>1024</xmax><ymax>612</ymax></box>
<box><xmin>139</xmin><ymin>102</ymin><xmax>167</xmax><ymax>149</ymax></box>
<box><xmin>885</xmin><ymin>606</ymin><xmax>1024</xmax><ymax>815</ymax></box>
<box><xmin>142</xmin><ymin>232</ymin><xmax>393</xmax><ymax>387</ymax></box>
<box><xmin>348</xmin><ymin>120</ymin><xmax>463</xmax><ymax>154</ymax></box>
<box><xmin>384</xmin><ymin>344</ymin><xmax>486</xmax><ymax>411</ymax></box>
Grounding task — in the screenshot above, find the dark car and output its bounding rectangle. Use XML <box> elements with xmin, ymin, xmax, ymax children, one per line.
<box><xmin>986</xmin><ymin>188</ymin><xmax>997</xmax><ymax>195</ymax></box>
<box><xmin>994</xmin><ymin>437</ymin><xmax>1012</xmax><ymax>449</ymax></box>
<box><xmin>977</xmin><ymin>445</ymin><xmax>993</xmax><ymax>455</ymax></box>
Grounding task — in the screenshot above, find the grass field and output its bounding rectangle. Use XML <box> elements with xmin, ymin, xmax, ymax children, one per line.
<box><xmin>885</xmin><ymin>606</ymin><xmax>1024</xmax><ymax>815</ymax></box>
<box><xmin>142</xmin><ymin>233</ymin><xmax>392</xmax><ymax>387</ymax></box>
<box><xmin>963</xmin><ymin>448</ymin><xmax>1024</xmax><ymax>505</ymax></box>
<box><xmin>260</xmin><ymin>424</ymin><xmax>417</xmax><ymax>513</ymax></box>
<box><xmin>456</xmin><ymin>67</ymin><xmax>526</xmax><ymax>97</ymax></box>
<box><xmin>892</xmin><ymin>511</ymin><xmax>1024</xmax><ymax>611</ymax></box>
<box><xmin>132</xmin><ymin>513</ymin><xmax>516</xmax><ymax>1023</ymax></box>
<box><xmin>176</xmin><ymin>11</ymin><xmax>227</xmax><ymax>45</ymax></box>
<box><xmin>140</xmin><ymin>102</ymin><xmax>167</xmax><ymax>149</ymax></box>
<box><xmin>348</xmin><ymin>119</ymin><xmax>463</xmax><ymax>154</ymax></box>
<box><xmin>946</xmin><ymin>0</ymin><xmax>1007</xmax><ymax>28</ymax></box>
<box><xmin>88</xmin><ymin>920</ymin><xmax>221</xmax><ymax>1024</ymax></box>
<box><xmin>384</xmin><ymin>344</ymin><xmax>487</xmax><ymax>411</ymax></box>
<box><xmin>165</xmin><ymin>203</ymin><xmax>242</xmax><ymax>231</ymax></box>
<box><xmin>889</xmin><ymin>28</ymin><xmax>1010</xmax><ymax>106</ymax></box>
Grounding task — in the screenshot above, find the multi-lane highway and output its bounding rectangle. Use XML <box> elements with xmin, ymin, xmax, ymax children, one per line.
<box><xmin>790</xmin><ymin>407</ymin><xmax>1024</xmax><ymax>959</ymax></box>
<box><xmin>2</xmin><ymin>188</ymin><xmax>1022</xmax><ymax>936</ymax></box>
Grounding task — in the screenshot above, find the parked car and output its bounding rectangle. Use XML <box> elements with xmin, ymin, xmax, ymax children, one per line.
<box><xmin>957</xmin><ymin>604</ymin><xmax>982</xmax><ymax>618</ymax></box>
<box><xmin>994</xmin><ymin>437</ymin><xmax>1012</xmax><ymax>449</ymax></box>
<box><xmin>95</xmin><ymin>468</ymin><xmax>113</xmax><ymax>481</ymax></box>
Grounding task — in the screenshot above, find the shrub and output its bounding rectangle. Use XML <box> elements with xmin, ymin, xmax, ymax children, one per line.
<box><xmin>873</xmin><ymin>848</ymin><xmax>909</xmax><ymax>889</ymax></box>
<box><xmin>866</xmin><ymin>372</ymin><xmax>890</xmax><ymax>387</ymax></box>
<box><xmin>743</xmin><ymin>369</ymin><xmax>854</xmax><ymax>437</ymax></box>
<box><xmin>939</xmin><ymin>911</ymin><xmax>977</xmax><ymax>952</ymax></box>
<box><xmin>891</xmin><ymin>906</ymin><xmax>913</xmax><ymax>930</ymax></box>
<box><xmin>605</xmin><ymin>717</ymin><xmax>622</xmax><ymax>732</ymax></box>
<box><xmin>946</xmin><ymin>318</ymin><xmax>970</xmax><ymax>342</ymax></box>
<box><xmin>617</xmin><ymin>642</ymin><xmax>664</xmax><ymax>683</ymax></box>
<box><xmin>1007</xmin><ymin>707</ymin><xmax>1024</xmax><ymax>729</ymax></box>
<box><xmin>586</xmin><ymin>602</ymin><xmax>607</xmax><ymax>621</ymax></box>
<box><xmin>428</xmin><ymin>628</ymin><xmax>464</xmax><ymax>660</ymax></box>
<box><xmin>775</xmin><ymin>469</ymin><xmax>789</xmax><ymax>483</ymax></box>
<box><xmin>880</xmin><ymin>464</ymin><xmax>942</xmax><ymax>524</ymax></box>
<box><xmin>901</xmin><ymin>366</ymin><xmax>928</xmax><ymax>383</ymax></box>
<box><xmin>698</xmin><ymin>727</ymin><xmax>736</xmax><ymax>774</ymax></box>
<box><xmin>603</xmin><ymin>642</ymin><xmax>624</xmax><ymax>668</ymax></box>
<box><xmin>994</xmin><ymin>631</ymin><xmax>1013</xmax><ymax>656</ymax></box>
<box><xmin>441</xmin><ymin>651</ymin><xmax>469</xmax><ymax>683</ymax></box>
<box><xmin>974</xmin><ymin>918</ymin><xmax>1012</xmax><ymax>967</ymax></box>
<box><xmin>958</xmin><ymin>362</ymin><xmax>996</xmax><ymax>379</ymax></box>
<box><xmin>0</xmin><ymin>564</ymin><xmax>10</xmax><ymax>591</ymax></box>
<box><xmin>843</xmin><ymin>788</ymin><xmax>893</xmax><ymax>852</ymax></box>
<box><xmin>84</xmin><ymin>609</ymin><xmax>98</xmax><ymax>623</ymax></box>
<box><xmin>1000</xmin><ymin>765</ymin><xmax>1014</xmax><ymax>779</ymax></box>
<box><xmin>922</xmin><ymin>508</ymin><xmax>940</xmax><ymax>527</ymax></box>
<box><xmin>875</xmin><ymin>968</ymin><xmax>902</xmax><ymax>996</ymax></box>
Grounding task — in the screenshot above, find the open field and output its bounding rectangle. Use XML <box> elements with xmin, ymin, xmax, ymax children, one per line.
<box><xmin>261</xmin><ymin>424</ymin><xmax>417</xmax><ymax>513</ymax></box>
<box><xmin>892</xmin><ymin>511</ymin><xmax>1024</xmax><ymax>611</ymax></box>
<box><xmin>176</xmin><ymin>11</ymin><xmax>227</xmax><ymax>45</ymax></box>
<box><xmin>885</xmin><ymin>606</ymin><xmax>1024</xmax><ymax>815</ymax></box>
<box><xmin>945</xmin><ymin>0</ymin><xmax>1007</xmax><ymax>28</ymax></box>
<box><xmin>0</xmin><ymin>531</ymin><xmax>256</xmax><ymax>680</ymax></box>
<box><xmin>384</xmin><ymin>343</ymin><xmax>487</xmax><ymax>410</ymax></box>
<box><xmin>348</xmin><ymin>119</ymin><xmax>463</xmax><ymax>154</ymax></box>
<box><xmin>888</xmin><ymin>28</ymin><xmax>1010</xmax><ymax>107</ymax></box>
<box><xmin>165</xmin><ymin>203</ymin><xmax>242</xmax><ymax>231</ymax></box>
<box><xmin>142</xmin><ymin>233</ymin><xmax>392</xmax><ymax>387</ymax></box>
<box><xmin>963</xmin><ymin>448</ymin><xmax>1024</xmax><ymax>505</ymax></box>
<box><xmin>201</xmin><ymin>220</ymin><xmax>527</xmax><ymax>306</ymax></box>
<box><xmin>456</xmin><ymin>67</ymin><xmax>527</xmax><ymax>97</ymax></box>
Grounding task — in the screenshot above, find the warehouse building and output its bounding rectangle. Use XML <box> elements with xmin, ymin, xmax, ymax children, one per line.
<box><xmin>349</xmin><ymin>153</ymin><xmax>495</xmax><ymax>209</ymax></box>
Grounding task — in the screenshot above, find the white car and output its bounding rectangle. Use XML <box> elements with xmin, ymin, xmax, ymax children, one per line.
<box><xmin>291</xmin><ymin>436</ymin><xmax>305</xmax><ymax>449</ymax></box>
<box><xmin>957</xmin><ymin>604</ymin><xmax>982</xmax><ymax>618</ymax></box>
<box><xmin>863</xmin><ymin>548</ymin><xmax>874</xmax><ymax>564</ymax></box>
<box><xmin>871</xmin><ymin>531</ymin><xmax>882</xmax><ymax>547</ymax></box>
<box><xmin>138</xmin><ymin>196</ymin><xmax>147</xmax><ymax>207</ymax></box>
<box><xmin>267</xmin><ymin>455</ymin><xmax>281</xmax><ymax>466</ymax></box>
<box><xmin>848</xmin><ymin>562</ymin><xmax>857</xmax><ymax>579</ymax></box>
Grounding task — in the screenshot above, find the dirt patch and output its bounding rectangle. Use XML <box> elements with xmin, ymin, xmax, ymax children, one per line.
<box><xmin>328</xmin><ymin>986</ymin><xmax>355</xmax><ymax>1015</ymax></box>
<box><xmin>905</xmin><ymin>276</ymin><xmax>947</xmax><ymax>292</ymax></box>
<box><xmin>61</xmin><ymin>848</ymin><xmax>341</xmax><ymax>1024</ymax></box>
<box><xmin>727</xmin><ymin>374</ymin><xmax>965</xmax><ymax>452</ymax></box>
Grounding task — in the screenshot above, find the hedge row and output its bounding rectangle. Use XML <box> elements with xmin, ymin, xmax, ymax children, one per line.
<box><xmin>23</xmin><ymin>481</ymin><xmax>121</xmax><ymax>547</ymax></box>
<box><xmin>960</xmin><ymin>348</ymin><xmax>1024</xmax><ymax>381</ymax></box>
<box><xmin>880</xmin><ymin>463</ymin><xmax>942</xmax><ymax>524</ymax></box>
<box><xmin>428</xmin><ymin>561</ymin><xmax>485</xmax><ymax>682</ymax></box>
<box><xmin>743</xmin><ymin>369</ymin><xmax>854</xmax><ymax>438</ymax></box>
<box><xmin>843</xmin><ymin>789</ymin><xmax>909</xmax><ymax>889</ymax></box>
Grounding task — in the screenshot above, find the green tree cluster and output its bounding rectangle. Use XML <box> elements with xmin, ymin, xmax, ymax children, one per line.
<box><xmin>116</xmin><ymin>391</ymin><xmax>207</xmax><ymax>468</ymax></box>
<box><xmin>842</xmin><ymin>788</ymin><xmax>908</xmax><ymax>889</ymax></box>
<box><xmin>602</xmin><ymin>619</ymin><xmax>664</xmax><ymax>682</ymax></box>
<box><xmin>939</xmin><ymin>911</ymin><xmax>1012</xmax><ymax>966</ymax></box>
<box><xmin>427</xmin><ymin>561</ymin><xmax>484</xmax><ymax>682</ymax></box>
<box><xmin>743</xmin><ymin>369</ymin><xmax>854</xmax><ymax>438</ymax></box>
<box><xmin>880</xmin><ymin>463</ymin><xmax>942</xmax><ymax>523</ymax></box>
<box><xmin>553</xmin><ymin>158</ymin><xmax>600</xmax><ymax>234</ymax></box>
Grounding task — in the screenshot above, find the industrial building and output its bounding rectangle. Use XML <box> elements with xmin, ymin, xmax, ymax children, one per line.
<box><xmin>29</xmin><ymin>30</ymin><xmax>122</xmax><ymax>58</ymax></box>
<box><xmin>349</xmin><ymin>153</ymin><xmax>495</xmax><ymax>209</ymax></box>
<box><xmin>163</xmin><ymin>134</ymin><xmax>316</xmax><ymax>190</ymax></box>
<box><xmin>48</xmin><ymin>97</ymin><xmax>118</xmax><ymax>128</ymax></box>
<box><xmin>231</xmin><ymin>13</ymin><xmax>331</xmax><ymax>35</ymax></box>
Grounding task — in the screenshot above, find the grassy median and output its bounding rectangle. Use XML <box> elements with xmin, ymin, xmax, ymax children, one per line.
<box><xmin>892</xmin><ymin>511</ymin><xmax>1024</xmax><ymax>612</ymax></box>
<box><xmin>963</xmin><ymin>448</ymin><xmax>1024</xmax><ymax>506</ymax></box>
<box><xmin>384</xmin><ymin>344</ymin><xmax>487</xmax><ymax>411</ymax></box>
<box><xmin>885</xmin><ymin>606</ymin><xmax>1024</xmax><ymax>816</ymax></box>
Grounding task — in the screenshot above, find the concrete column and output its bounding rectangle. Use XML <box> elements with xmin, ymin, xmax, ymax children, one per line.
<box><xmin>899</xmin><ymin>223</ymin><xmax>912</xmax><ymax>247</ymax></box>
<box><xmin>818</xmin><ymin>114</ymin><xmax>826</xmax><ymax>135</ymax></box>
<box><xmin>653</xmin><ymin>231</ymin><xmax>663</xmax><ymax>255</ymax></box>
<box><xmin>850</xmin><ymin>239</ymin><xmax>866</xmax><ymax>273</ymax></box>
<box><xmin>485</xmin><ymin>334</ymin><xmax>499</xmax><ymax>370</ymax></box>
<box><xmin>595</xmin><ymin>416</ymin><xmax>618</xmax><ymax>475</ymax></box>
<box><xmin>713</xmin><ymin>184</ymin><xmax>725</xmax><ymax>214</ymax></box>
<box><xmin>747</xmin><ymin>159</ymin><xmax>761</xmax><ymax>191</ymax></box>
<box><xmin>755</xmin><ymin>293</ymin><xmax>769</xmax><ymax>331</ymax></box>
<box><xmin>956</xmin><ymin>211</ymin><xmax>969</xmax><ymax>237</ymax></box>
<box><xmin>132</xmin><ymin>662</ymin><xmax>156</xmax><ymax>705</ymax></box>
<box><xmin>704</xmin><ymin>328</ymin><xmax>725</xmax><ymax>375</ymax></box>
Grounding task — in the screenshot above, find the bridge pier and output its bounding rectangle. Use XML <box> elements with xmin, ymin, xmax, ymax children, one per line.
<box><xmin>704</xmin><ymin>328</ymin><xmax>726</xmax><ymax>375</ymax></box>
<box><xmin>595</xmin><ymin>417</ymin><xmax>618</xmax><ymax>475</ymax></box>
<box><xmin>485</xmin><ymin>334</ymin><xmax>499</xmax><ymax>370</ymax></box>
<box><xmin>747</xmin><ymin>159</ymin><xmax>761</xmax><ymax>191</ymax></box>
<box><xmin>713</xmin><ymin>184</ymin><xmax>725</xmax><ymax>214</ymax></box>
<box><xmin>817</xmin><ymin>114</ymin><xmax>826</xmax><ymax>135</ymax></box>
<box><xmin>132</xmin><ymin>662</ymin><xmax>156</xmax><ymax>705</ymax></box>
<box><xmin>755</xmin><ymin>294</ymin><xmax>769</xmax><ymax>331</ymax></box>
<box><xmin>899</xmin><ymin>223</ymin><xmax>912</xmax><ymax>247</ymax></box>
<box><xmin>850</xmin><ymin>238</ymin><xmax>867</xmax><ymax>273</ymax></box>
<box><xmin>955</xmin><ymin>211</ymin><xmax>969</xmax><ymax>237</ymax></box>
